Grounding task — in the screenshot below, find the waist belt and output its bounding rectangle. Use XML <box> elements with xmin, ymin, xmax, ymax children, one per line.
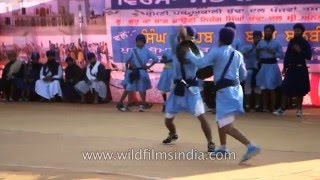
<box><xmin>173</xmin><ymin>78</ymin><xmax>198</xmax><ymax>96</ymax></box>
<box><xmin>260</xmin><ymin>58</ymin><xmax>277</xmax><ymax>64</ymax></box>
<box><xmin>174</xmin><ymin>78</ymin><xmax>198</xmax><ymax>86</ymax></box>
<box><xmin>214</xmin><ymin>78</ymin><xmax>240</xmax><ymax>91</ymax></box>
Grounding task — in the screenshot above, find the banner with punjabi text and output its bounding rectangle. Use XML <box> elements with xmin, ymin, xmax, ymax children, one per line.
<box><xmin>107</xmin><ymin>4</ymin><xmax>320</xmax><ymax>72</ymax></box>
<box><xmin>111</xmin><ymin>0</ymin><xmax>320</xmax><ymax>10</ymax></box>
<box><xmin>105</xmin><ymin>2</ymin><xmax>320</xmax><ymax>106</ymax></box>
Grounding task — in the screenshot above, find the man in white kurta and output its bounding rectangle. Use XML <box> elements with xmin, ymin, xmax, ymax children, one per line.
<box><xmin>35</xmin><ymin>50</ymin><xmax>63</xmax><ymax>101</ymax></box>
<box><xmin>74</xmin><ymin>52</ymin><xmax>106</xmax><ymax>104</ymax></box>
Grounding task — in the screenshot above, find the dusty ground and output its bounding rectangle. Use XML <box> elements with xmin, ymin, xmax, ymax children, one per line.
<box><xmin>0</xmin><ymin>102</ymin><xmax>319</xmax><ymax>180</ymax></box>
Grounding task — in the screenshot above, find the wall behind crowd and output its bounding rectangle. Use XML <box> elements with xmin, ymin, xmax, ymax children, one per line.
<box><xmin>0</xmin><ymin>0</ymin><xmax>108</xmax><ymax>63</ymax></box>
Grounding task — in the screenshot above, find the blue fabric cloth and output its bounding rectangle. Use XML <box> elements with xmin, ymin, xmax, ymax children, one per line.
<box><xmin>157</xmin><ymin>50</ymin><xmax>174</xmax><ymax>93</ymax></box>
<box><xmin>123</xmin><ymin>47</ymin><xmax>158</xmax><ymax>92</ymax></box>
<box><xmin>255</xmin><ymin>39</ymin><xmax>284</xmax><ymax>90</ymax></box>
<box><xmin>157</xmin><ymin>68</ymin><xmax>173</xmax><ymax>93</ymax></box>
<box><xmin>241</xmin><ymin>44</ymin><xmax>259</xmax><ymax>70</ymax></box>
<box><xmin>186</xmin><ymin>45</ymin><xmax>246</xmax><ymax>120</ymax></box>
<box><xmin>241</xmin><ymin>43</ymin><xmax>260</xmax><ymax>87</ymax></box>
<box><xmin>165</xmin><ymin>55</ymin><xmax>203</xmax><ymax>115</ymax></box>
<box><xmin>121</xmin><ymin>71</ymin><xmax>129</xmax><ymax>87</ymax></box>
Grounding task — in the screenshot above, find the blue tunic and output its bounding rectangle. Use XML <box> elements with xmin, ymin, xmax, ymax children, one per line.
<box><xmin>241</xmin><ymin>43</ymin><xmax>259</xmax><ymax>89</ymax></box>
<box><xmin>123</xmin><ymin>47</ymin><xmax>158</xmax><ymax>92</ymax></box>
<box><xmin>157</xmin><ymin>50</ymin><xmax>174</xmax><ymax>93</ymax></box>
<box><xmin>165</xmin><ymin>53</ymin><xmax>204</xmax><ymax>116</ymax></box>
<box><xmin>186</xmin><ymin>45</ymin><xmax>246</xmax><ymax>120</ymax></box>
<box><xmin>121</xmin><ymin>70</ymin><xmax>129</xmax><ymax>87</ymax></box>
<box><xmin>255</xmin><ymin>39</ymin><xmax>284</xmax><ymax>90</ymax></box>
<box><xmin>241</xmin><ymin>44</ymin><xmax>259</xmax><ymax>70</ymax></box>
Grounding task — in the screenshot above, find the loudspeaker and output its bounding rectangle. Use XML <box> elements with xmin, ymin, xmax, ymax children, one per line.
<box><xmin>22</xmin><ymin>8</ymin><xmax>26</xmax><ymax>15</ymax></box>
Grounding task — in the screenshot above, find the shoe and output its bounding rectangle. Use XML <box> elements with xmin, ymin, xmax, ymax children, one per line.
<box><xmin>139</xmin><ymin>105</ymin><xmax>145</xmax><ymax>112</ymax></box>
<box><xmin>117</xmin><ymin>103</ymin><xmax>130</xmax><ymax>112</ymax></box>
<box><xmin>122</xmin><ymin>106</ymin><xmax>131</xmax><ymax>112</ymax></box>
<box><xmin>207</xmin><ymin>142</ymin><xmax>215</xmax><ymax>153</ymax></box>
<box><xmin>162</xmin><ymin>133</ymin><xmax>178</xmax><ymax>144</ymax></box>
<box><xmin>116</xmin><ymin>103</ymin><xmax>123</xmax><ymax>109</ymax></box>
<box><xmin>211</xmin><ymin>148</ymin><xmax>231</xmax><ymax>157</ymax></box>
<box><xmin>240</xmin><ymin>145</ymin><xmax>261</xmax><ymax>163</ymax></box>
<box><xmin>262</xmin><ymin>109</ymin><xmax>270</xmax><ymax>113</ymax></box>
<box><xmin>273</xmin><ymin>108</ymin><xmax>285</xmax><ymax>116</ymax></box>
<box><xmin>296</xmin><ymin>110</ymin><xmax>302</xmax><ymax>117</ymax></box>
<box><xmin>54</xmin><ymin>96</ymin><xmax>63</xmax><ymax>102</ymax></box>
<box><xmin>80</xmin><ymin>95</ymin><xmax>86</xmax><ymax>103</ymax></box>
<box><xmin>254</xmin><ymin>105</ymin><xmax>261</xmax><ymax>112</ymax></box>
<box><xmin>245</xmin><ymin>105</ymin><xmax>251</xmax><ymax>112</ymax></box>
<box><xmin>40</xmin><ymin>98</ymin><xmax>49</xmax><ymax>102</ymax></box>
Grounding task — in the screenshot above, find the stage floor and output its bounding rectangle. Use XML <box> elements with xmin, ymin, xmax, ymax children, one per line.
<box><xmin>0</xmin><ymin>102</ymin><xmax>319</xmax><ymax>179</ymax></box>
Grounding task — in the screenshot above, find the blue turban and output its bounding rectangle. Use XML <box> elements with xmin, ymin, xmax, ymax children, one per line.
<box><xmin>186</xmin><ymin>26</ymin><xmax>197</xmax><ymax>37</ymax></box>
<box><xmin>225</xmin><ymin>22</ymin><xmax>236</xmax><ymax>30</ymax></box>
<box><xmin>253</xmin><ymin>31</ymin><xmax>262</xmax><ymax>37</ymax></box>
<box><xmin>136</xmin><ymin>34</ymin><xmax>146</xmax><ymax>43</ymax></box>
<box><xmin>293</xmin><ymin>23</ymin><xmax>305</xmax><ymax>33</ymax></box>
<box><xmin>30</xmin><ymin>52</ymin><xmax>40</xmax><ymax>60</ymax></box>
<box><xmin>264</xmin><ymin>24</ymin><xmax>275</xmax><ymax>32</ymax></box>
<box><xmin>219</xmin><ymin>27</ymin><xmax>235</xmax><ymax>45</ymax></box>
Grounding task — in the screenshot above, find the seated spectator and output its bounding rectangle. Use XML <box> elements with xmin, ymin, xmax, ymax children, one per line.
<box><xmin>74</xmin><ymin>53</ymin><xmax>107</xmax><ymax>104</ymax></box>
<box><xmin>62</xmin><ymin>56</ymin><xmax>83</xmax><ymax>102</ymax></box>
<box><xmin>35</xmin><ymin>50</ymin><xmax>63</xmax><ymax>101</ymax></box>
<box><xmin>0</xmin><ymin>50</ymin><xmax>24</xmax><ymax>101</ymax></box>
<box><xmin>18</xmin><ymin>52</ymin><xmax>42</xmax><ymax>101</ymax></box>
